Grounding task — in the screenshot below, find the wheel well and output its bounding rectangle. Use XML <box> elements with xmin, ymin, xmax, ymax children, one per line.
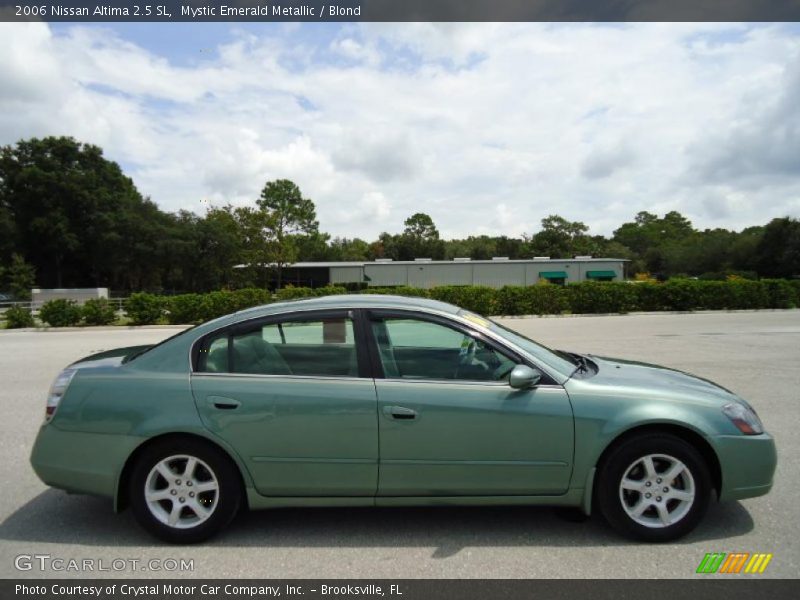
<box><xmin>115</xmin><ymin>433</ymin><xmax>247</xmax><ymax>512</ymax></box>
<box><xmin>593</xmin><ymin>424</ymin><xmax>722</xmax><ymax>503</ymax></box>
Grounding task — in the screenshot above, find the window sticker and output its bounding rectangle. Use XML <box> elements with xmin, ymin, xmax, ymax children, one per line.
<box><xmin>461</xmin><ymin>312</ymin><xmax>491</xmax><ymax>329</ymax></box>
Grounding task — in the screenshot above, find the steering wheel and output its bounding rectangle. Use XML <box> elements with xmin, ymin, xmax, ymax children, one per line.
<box><xmin>492</xmin><ymin>362</ymin><xmax>516</xmax><ymax>381</ymax></box>
<box><xmin>458</xmin><ymin>338</ymin><xmax>477</xmax><ymax>368</ymax></box>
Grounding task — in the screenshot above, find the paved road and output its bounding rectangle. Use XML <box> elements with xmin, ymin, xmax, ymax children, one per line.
<box><xmin>0</xmin><ymin>311</ymin><xmax>798</xmax><ymax>579</ymax></box>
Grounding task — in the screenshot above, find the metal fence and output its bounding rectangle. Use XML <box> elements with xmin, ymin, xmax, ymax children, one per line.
<box><xmin>0</xmin><ymin>298</ymin><xmax>127</xmax><ymax>314</ymax></box>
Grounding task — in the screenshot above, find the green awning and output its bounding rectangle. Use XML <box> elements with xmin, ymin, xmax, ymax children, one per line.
<box><xmin>586</xmin><ymin>270</ymin><xmax>616</xmax><ymax>278</ymax></box>
<box><xmin>539</xmin><ymin>271</ymin><xmax>568</xmax><ymax>279</ymax></box>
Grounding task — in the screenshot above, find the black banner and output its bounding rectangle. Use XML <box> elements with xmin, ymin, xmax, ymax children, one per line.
<box><xmin>4</xmin><ymin>580</ymin><xmax>800</xmax><ymax>600</ymax></box>
<box><xmin>2</xmin><ymin>0</ymin><xmax>800</xmax><ymax>23</ymax></box>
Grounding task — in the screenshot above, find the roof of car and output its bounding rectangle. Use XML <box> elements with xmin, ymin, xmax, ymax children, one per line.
<box><xmin>237</xmin><ymin>293</ymin><xmax>461</xmax><ymax>317</ymax></box>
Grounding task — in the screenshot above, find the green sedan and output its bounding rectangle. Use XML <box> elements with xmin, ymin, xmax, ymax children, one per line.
<box><xmin>30</xmin><ymin>295</ymin><xmax>776</xmax><ymax>543</ymax></box>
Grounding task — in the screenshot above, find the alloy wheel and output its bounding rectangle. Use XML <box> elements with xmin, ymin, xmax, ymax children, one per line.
<box><xmin>144</xmin><ymin>454</ymin><xmax>219</xmax><ymax>529</ymax></box>
<box><xmin>618</xmin><ymin>453</ymin><xmax>696</xmax><ymax>528</ymax></box>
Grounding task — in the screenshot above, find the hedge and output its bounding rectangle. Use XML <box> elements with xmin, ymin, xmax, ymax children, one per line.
<box><xmin>39</xmin><ymin>299</ymin><xmax>83</xmax><ymax>327</ymax></box>
<box><xmin>125</xmin><ymin>293</ymin><xmax>165</xmax><ymax>325</ymax></box>
<box><xmin>122</xmin><ymin>279</ymin><xmax>800</xmax><ymax>325</ymax></box>
<box><xmin>82</xmin><ymin>298</ymin><xmax>118</xmax><ymax>325</ymax></box>
<box><xmin>4</xmin><ymin>305</ymin><xmax>35</xmax><ymax>328</ymax></box>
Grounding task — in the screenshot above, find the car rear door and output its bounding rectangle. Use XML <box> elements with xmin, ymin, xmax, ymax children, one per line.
<box><xmin>190</xmin><ymin>309</ymin><xmax>379</xmax><ymax>497</ymax></box>
<box><xmin>367</xmin><ymin>310</ymin><xmax>574</xmax><ymax>497</ymax></box>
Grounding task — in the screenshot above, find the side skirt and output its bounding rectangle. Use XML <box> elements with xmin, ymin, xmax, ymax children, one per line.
<box><xmin>245</xmin><ymin>488</ymin><xmax>585</xmax><ymax>510</ymax></box>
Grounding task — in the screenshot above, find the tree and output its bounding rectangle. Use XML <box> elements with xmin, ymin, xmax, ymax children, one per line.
<box><xmin>395</xmin><ymin>213</ymin><xmax>445</xmax><ymax>260</ymax></box>
<box><xmin>232</xmin><ymin>206</ymin><xmax>275</xmax><ymax>288</ymax></box>
<box><xmin>1</xmin><ymin>253</ymin><xmax>36</xmax><ymax>300</ymax></box>
<box><xmin>329</xmin><ymin>237</ymin><xmax>371</xmax><ymax>261</ymax></box>
<box><xmin>612</xmin><ymin>211</ymin><xmax>695</xmax><ymax>276</ymax></box>
<box><xmin>0</xmin><ymin>136</ymin><xmax>157</xmax><ymax>288</ymax></box>
<box><xmin>528</xmin><ymin>215</ymin><xmax>591</xmax><ymax>258</ymax></box>
<box><xmin>3</xmin><ymin>254</ymin><xmax>35</xmax><ymax>300</ymax></box>
<box><xmin>755</xmin><ymin>217</ymin><xmax>800</xmax><ymax>279</ymax></box>
<box><xmin>256</xmin><ymin>179</ymin><xmax>319</xmax><ymax>288</ymax></box>
<box><xmin>195</xmin><ymin>207</ymin><xmax>245</xmax><ymax>290</ymax></box>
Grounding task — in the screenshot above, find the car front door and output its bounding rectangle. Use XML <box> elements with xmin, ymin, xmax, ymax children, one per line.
<box><xmin>368</xmin><ymin>311</ymin><xmax>574</xmax><ymax>497</ymax></box>
<box><xmin>190</xmin><ymin>309</ymin><xmax>378</xmax><ymax>497</ymax></box>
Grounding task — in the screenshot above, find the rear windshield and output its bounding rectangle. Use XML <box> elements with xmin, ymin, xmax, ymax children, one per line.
<box><xmin>123</xmin><ymin>325</ymin><xmax>199</xmax><ymax>363</ymax></box>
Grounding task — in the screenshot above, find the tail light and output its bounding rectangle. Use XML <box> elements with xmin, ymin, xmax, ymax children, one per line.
<box><xmin>45</xmin><ymin>369</ymin><xmax>76</xmax><ymax>422</ymax></box>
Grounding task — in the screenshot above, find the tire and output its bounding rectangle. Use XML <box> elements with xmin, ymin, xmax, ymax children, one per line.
<box><xmin>129</xmin><ymin>438</ymin><xmax>242</xmax><ymax>544</ymax></box>
<box><xmin>596</xmin><ymin>433</ymin><xmax>712</xmax><ymax>542</ymax></box>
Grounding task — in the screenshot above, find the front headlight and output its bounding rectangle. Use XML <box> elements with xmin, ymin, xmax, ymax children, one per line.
<box><xmin>45</xmin><ymin>368</ymin><xmax>76</xmax><ymax>423</ymax></box>
<box><xmin>722</xmin><ymin>402</ymin><xmax>764</xmax><ymax>435</ymax></box>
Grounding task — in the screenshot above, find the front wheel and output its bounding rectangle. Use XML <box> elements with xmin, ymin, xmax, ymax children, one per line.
<box><xmin>129</xmin><ymin>438</ymin><xmax>242</xmax><ymax>543</ymax></box>
<box><xmin>596</xmin><ymin>433</ymin><xmax>712</xmax><ymax>542</ymax></box>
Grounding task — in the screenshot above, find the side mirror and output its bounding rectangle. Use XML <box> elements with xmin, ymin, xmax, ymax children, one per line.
<box><xmin>509</xmin><ymin>365</ymin><xmax>542</xmax><ymax>389</ymax></box>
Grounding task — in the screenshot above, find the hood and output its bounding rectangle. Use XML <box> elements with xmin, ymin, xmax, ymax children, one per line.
<box><xmin>69</xmin><ymin>345</ymin><xmax>154</xmax><ymax>369</ymax></box>
<box><xmin>582</xmin><ymin>354</ymin><xmax>739</xmax><ymax>405</ymax></box>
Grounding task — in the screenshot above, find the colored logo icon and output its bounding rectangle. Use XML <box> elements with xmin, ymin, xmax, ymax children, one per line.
<box><xmin>696</xmin><ymin>553</ymin><xmax>773</xmax><ymax>574</ymax></box>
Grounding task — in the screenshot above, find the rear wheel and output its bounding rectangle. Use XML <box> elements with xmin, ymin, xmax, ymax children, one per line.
<box><xmin>129</xmin><ymin>438</ymin><xmax>241</xmax><ymax>543</ymax></box>
<box><xmin>597</xmin><ymin>433</ymin><xmax>711</xmax><ymax>542</ymax></box>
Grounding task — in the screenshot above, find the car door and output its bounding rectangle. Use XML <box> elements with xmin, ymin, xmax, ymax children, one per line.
<box><xmin>191</xmin><ymin>309</ymin><xmax>378</xmax><ymax>497</ymax></box>
<box><xmin>367</xmin><ymin>310</ymin><xmax>574</xmax><ymax>497</ymax></box>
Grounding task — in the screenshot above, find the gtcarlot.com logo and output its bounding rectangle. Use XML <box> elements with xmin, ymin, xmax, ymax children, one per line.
<box><xmin>696</xmin><ymin>552</ymin><xmax>773</xmax><ymax>574</ymax></box>
<box><xmin>14</xmin><ymin>554</ymin><xmax>194</xmax><ymax>573</ymax></box>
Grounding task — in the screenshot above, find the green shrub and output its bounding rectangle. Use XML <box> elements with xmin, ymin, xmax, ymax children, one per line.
<box><xmin>631</xmin><ymin>282</ymin><xmax>666</xmax><ymax>311</ymax></box>
<box><xmin>39</xmin><ymin>299</ymin><xmax>83</xmax><ymax>327</ymax></box>
<box><xmin>4</xmin><ymin>305</ymin><xmax>35</xmax><ymax>328</ymax></box>
<box><xmin>689</xmin><ymin>280</ymin><xmax>728</xmax><ymax>310</ymax></box>
<box><xmin>81</xmin><ymin>298</ymin><xmax>118</xmax><ymax>325</ymax></box>
<box><xmin>660</xmin><ymin>279</ymin><xmax>698</xmax><ymax>311</ymax></box>
<box><xmin>790</xmin><ymin>280</ymin><xmax>800</xmax><ymax>306</ymax></box>
<box><xmin>567</xmin><ymin>282</ymin><xmax>637</xmax><ymax>314</ymax></box>
<box><xmin>275</xmin><ymin>285</ymin><xmax>349</xmax><ymax>302</ymax></box>
<box><xmin>230</xmin><ymin>288</ymin><xmax>272</xmax><ymax>312</ymax></box>
<box><xmin>361</xmin><ymin>286</ymin><xmax>430</xmax><ymax>298</ymax></box>
<box><xmin>723</xmin><ymin>280</ymin><xmax>769</xmax><ymax>309</ymax></box>
<box><xmin>275</xmin><ymin>286</ymin><xmax>316</xmax><ymax>301</ymax></box>
<box><xmin>496</xmin><ymin>284</ymin><xmax>569</xmax><ymax>315</ymax></box>
<box><xmin>199</xmin><ymin>290</ymin><xmax>239</xmax><ymax>321</ymax></box>
<box><xmin>429</xmin><ymin>285</ymin><xmax>497</xmax><ymax>315</ymax></box>
<box><xmin>125</xmin><ymin>293</ymin><xmax>165</xmax><ymax>325</ymax></box>
<box><xmin>313</xmin><ymin>285</ymin><xmax>349</xmax><ymax>297</ymax></box>
<box><xmin>762</xmin><ymin>279</ymin><xmax>797</xmax><ymax>308</ymax></box>
<box><xmin>166</xmin><ymin>294</ymin><xmax>205</xmax><ymax>324</ymax></box>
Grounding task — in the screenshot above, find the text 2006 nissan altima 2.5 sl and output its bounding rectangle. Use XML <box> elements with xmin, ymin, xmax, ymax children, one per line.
<box><xmin>30</xmin><ymin>295</ymin><xmax>777</xmax><ymax>543</ymax></box>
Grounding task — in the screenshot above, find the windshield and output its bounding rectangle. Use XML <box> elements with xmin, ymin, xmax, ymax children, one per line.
<box><xmin>458</xmin><ymin>310</ymin><xmax>578</xmax><ymax>378</ymax></box>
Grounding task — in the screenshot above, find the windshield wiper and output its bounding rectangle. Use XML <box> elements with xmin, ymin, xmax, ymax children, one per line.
<box><xmin>568</xmin><ymin>352</ymin><xmax>592</xmax><ymax>377</ymax></box>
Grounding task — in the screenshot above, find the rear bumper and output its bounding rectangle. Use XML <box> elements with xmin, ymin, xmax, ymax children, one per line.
<box><xmin>714</xmin><ymin>432</ymin><xmax>777</xmax><ymax>501</ymax></box>
<box><xmin>30</xmin><ymin>424</ymin><xmax>142</xmax><ymax>499</ymax></box>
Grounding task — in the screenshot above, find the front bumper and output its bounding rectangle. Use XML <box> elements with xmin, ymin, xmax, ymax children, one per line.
<box><xmin>714</xmin><ymin>432</ymin><xmax>777</xmax><ymax>501</ymax></box>
<box><xmin>30</xmin><ymin>424</ymin><xmax>143</xmax><ymax>499</ymax></box>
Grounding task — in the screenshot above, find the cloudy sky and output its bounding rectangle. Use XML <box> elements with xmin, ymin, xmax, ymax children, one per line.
<box><xmin>1</xmin><ymin>22</ymin><xmax>799</xmax><ymax>239</ymax></box>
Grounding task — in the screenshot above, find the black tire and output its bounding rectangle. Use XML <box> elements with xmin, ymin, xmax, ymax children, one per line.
<box><xmin>596</xmin><ymin>433</ymin><xmax>712</xmax><ymax>543</ymax></box>
<box><xmin>129</xmin><ymin>437</ymin><xmax>242</xmax><ymax>544</ymax></box>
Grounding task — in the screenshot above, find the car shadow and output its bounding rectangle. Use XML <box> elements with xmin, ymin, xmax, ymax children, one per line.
<box><xmin>0</xmin><ymin>489</ymin><xmax>754</xmax><ymax>553</ymax></box>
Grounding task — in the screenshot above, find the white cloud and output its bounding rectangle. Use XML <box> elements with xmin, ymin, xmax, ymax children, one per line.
<box><xmin>1</xmin><ymin>22</ymin><xmax>799</xmax><ymax>242</ymax></box>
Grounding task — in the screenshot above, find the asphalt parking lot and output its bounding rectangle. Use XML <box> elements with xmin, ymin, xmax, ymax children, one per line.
<box><xmin>0</xmin><ymin>311</ymin><xmax>798</xmax><ymax>579</ymax></box>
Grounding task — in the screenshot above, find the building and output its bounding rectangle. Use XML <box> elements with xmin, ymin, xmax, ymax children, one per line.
<box><xmin>30</xmin><ymin>288</ymin><xmax>109</xmax><ymax>308</ymax></box>
<box><xmin>276</xmin><ymin>257</ymin><xmax>627</xmax><ymax>289</ymax></box>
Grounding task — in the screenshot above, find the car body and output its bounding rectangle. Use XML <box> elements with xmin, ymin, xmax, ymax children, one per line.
<box><xmin>30</xmin><ymin>294</ymin><xmax>777</xmax><ymax>542</ymax></box>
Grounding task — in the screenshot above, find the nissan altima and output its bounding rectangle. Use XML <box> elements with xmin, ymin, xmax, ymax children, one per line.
<box><xmin>30</xmin><ymin>294</ymin><xmax>777</xmax><ymax>543</ymax></box>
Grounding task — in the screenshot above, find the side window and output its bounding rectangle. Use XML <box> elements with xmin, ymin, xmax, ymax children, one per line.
<box><xmin>372</xmin><ymin>317</ymin><xmax>517</xmax><ymax>382</ymax></box>
<box><xmin>198</xmin><ymin>316</ymin><xmax>358</xmax><ymax>377</ymax></box>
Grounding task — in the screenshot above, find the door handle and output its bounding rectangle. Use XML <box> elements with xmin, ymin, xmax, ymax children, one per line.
<box><xmin>207</xmin><ymin>396</ymin><xmax>241</xmax><ymax>410</ymax></box>
<box><xmin>383</xmin><ymin>405</ymin><xmax>418</xmax><ymax>420</ymax></box>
